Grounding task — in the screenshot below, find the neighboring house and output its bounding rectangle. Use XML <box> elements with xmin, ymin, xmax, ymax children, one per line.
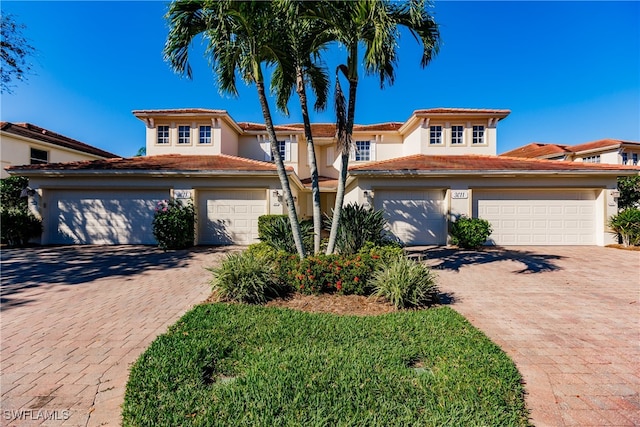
<box><xmin>7</xmin><ymin>108</ymin><xmax>639</xmax><ymax>247</ymax></box>
<box><xmin>501</xmin><ymin>139</ymin><xmax>640</xmax><ymax>165</ymax></box>
<box><xmin>0</xmin><ymin>122</ymin><xmax>119</xmax><ymax>178</ymax></box>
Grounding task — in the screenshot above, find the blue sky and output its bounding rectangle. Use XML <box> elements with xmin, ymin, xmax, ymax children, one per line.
<box><xmin>1</xmin><ymin>1</ymin><xmax>638</xmax><ymax>158</ymax></box>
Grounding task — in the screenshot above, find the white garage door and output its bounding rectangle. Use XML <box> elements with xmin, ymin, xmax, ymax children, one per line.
<box><xmin>374</xmin><ymin>189</ymin><xmax>446</xmax><ymax>245</ymax></box>
<box><xmin>198</xmin><ymin>190</ymin><xmax>266</xmax><ymax>245</ymax></box>
<box><xmin>48</xmin><ymin>190</ymin><xmax>169</xmax><ymax>244</ymax></box>
<box><xmin>473</xmin><ymin>190</ymin><xmax>596</xmax><ymax>245</ymax></box>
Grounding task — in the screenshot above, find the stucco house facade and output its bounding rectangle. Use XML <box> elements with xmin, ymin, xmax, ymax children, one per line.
<box><xmin>0</xmin><ymin>122</ymin><xmax>119</xmax><ymax>178</ymax></box>
<box><xmin>7</xmin><ymin>108</ymin><xmax>639</xmax><ymax>247</ymax></box>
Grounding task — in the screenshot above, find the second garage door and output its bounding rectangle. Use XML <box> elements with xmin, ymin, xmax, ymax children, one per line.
<box><xmin>374</xmin><ymin>189</ymin><xmax>446</xmax><ymax>245</ymax></box>
<box><xmin>473</xmin><ymin>190</ymin><xmax>597</xmax><ymax>245</ymax></box>
<box><xmin>198</xmin><ymin>190</ymin><xmax>267</xmax><ymax>245</ymax></box>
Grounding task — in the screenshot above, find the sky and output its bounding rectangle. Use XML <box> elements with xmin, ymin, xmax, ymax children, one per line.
<box><xmin>1</xmin><ymin>1</ymin><xmax>639</xmax><ymax>158</ymax></box>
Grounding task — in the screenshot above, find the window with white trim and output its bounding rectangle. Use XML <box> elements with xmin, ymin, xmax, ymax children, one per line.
<box><xmin>472</xmin><ymin>125</ymin><xmax>485</xmax><ymax>144</ymax></box>
<box><xmin>30</xmin><ymin>148</ymin><xmax>48</xmax><ymax>164</ymax></box>
<box><xmin>277</xmin><ymin>140</ymin><xmax>286</xmax><ymax>160</ymax></box>
<box><xmin>429</xmin><ymin>126</ymin><xmax>442</xmax><ymax>145</ymax></box>
<box><xmin>583</xmin><ymin>155</ymin><xmax>601</xmax><ymax>163</ymax></box>
<box><xmin>451</xmin><ymin>125</ymin><xmax>464</xmax><ymax>145</ymax></box>
<box><xmin>178</xmin><ymin>126</ymin><xmax>191</xmax><ymax>144</ymax></box>
<box><xmin>622</xmin><ymin>153</ymin><xmax>628</xmax><ymax>164</ymax></box>
<box><xmin>199</xmin><ymin>126</ymin><xmax>211</xmax><ymax>144</ymax></box>
<box><xmin>355</xmin><ymin>141</ymin><xmax>371</xmax><ymax>161</ymax></box>
<box><xmin>157</xmin><ymin>126</ymin><xmax>169</xmax><ymax>144</ymax></box>
<box><xmin>633</xmin><ymin>153</ymin><xmax>638</xmax><ymax>165</ymax></box>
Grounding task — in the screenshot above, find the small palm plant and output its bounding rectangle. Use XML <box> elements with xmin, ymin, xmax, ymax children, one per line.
<box><xmin>371</xmin><ymin>257</ymin><xmax>439</xmax><ymax>309</ymax></box>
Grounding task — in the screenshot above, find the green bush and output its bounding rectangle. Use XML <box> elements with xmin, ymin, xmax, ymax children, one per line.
<box><xmin>617</xmin><ymin>176</ymin><xmax>640</xmax><ymax>210</ymax></box>
<box><xmin>152</xmin><ymin>199</ymin><xmax>196</xmax><ymax>250</ymax></box>
<box><xmin>371</xmin><ymin>257</ymin><xmax>439</xmax><ymax>309</ymax></box>
<box><xmin>608</xmin><ymin>208</ymin><xmax>640</xmax><ymax>246</ymax></box>
<box><xmin>1</xmin><ymin>207</ymin><xmax>42</xmax><ymax>247</ymax></box>
<box><xmin>324</xmin><ymin>203</ymin><xmax>388</xmax><ymax>254</ymax></box>
<box><xmin>0</xmin><ymin>176</ymin><xmax>42</xmax><ymax>247</ymax></box>
<box><xmin>450</xmin><ymin>215</ymin><xmax>492</xmax><ymax>249</ymax></box>
<box><xmin>258</xmin><ymin>215</ymin><xmax>314</xmax><ymax>254</ymax></box>
<box><xmin>209</xmin><ymin>251</ymin><xmax>286</xmax><ymax>304</ymax></box>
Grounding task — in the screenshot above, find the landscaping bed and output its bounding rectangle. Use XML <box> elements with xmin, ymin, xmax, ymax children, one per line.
<box><xmin>122</xmin><ymin>303</ymin><xmax>529</xmax><ymax>426</ymax></box>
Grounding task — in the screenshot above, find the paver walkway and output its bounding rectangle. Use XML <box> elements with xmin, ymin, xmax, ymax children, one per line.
<box><xmin>417</xmin><ymin>246</ymin><xmax>639</xmax><ymax>427</ymax></box>
<box><xmin>1</xmin><ymin>246</ymin><xmax>234</xmax><ymax>427</ymax></box>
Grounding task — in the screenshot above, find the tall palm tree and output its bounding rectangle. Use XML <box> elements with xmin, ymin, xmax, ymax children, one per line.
<box><xmin>309</xmin><ymin>0</ymin><xmax>440</xmax><ymax>254</ymax></box>
<box><xmin>272</xmin><ymin>0</ymin><xmax>331</xmax><ymax>254</ymax></box>
<box><xmin>164</xmin><ymin>0</ymin><xmax>307</xmax><ymax>258</ymax></box>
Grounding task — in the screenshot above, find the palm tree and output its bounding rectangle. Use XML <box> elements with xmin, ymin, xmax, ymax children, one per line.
<box><xmin>309</xmin><ymin>0</ymin><xmax>440</xmax><ymax>254</ymax></box>
<box><xmin>163</xmin><ymin>0</ymin><xmax>307</xmax><ymax>258</ymax></box>
<box><xmin>272</xmin><ymin>0</ymin><xmax>331</xmax><ymax>254</ymax></box>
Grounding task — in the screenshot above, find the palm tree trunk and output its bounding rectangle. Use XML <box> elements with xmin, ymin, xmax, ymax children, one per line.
<box><xmin>296</xmin><ymin>68</ymin><xmax>322</xmax><ymax>254</ymax></box>
<box><xmin>326</xmin><ymin>63</ymin><xmax>358</xmax><ymax>254</ymax></box>
<box><xmin>256</xmin><ymin>75</ymin><xmax>306</xmax><ymax>258</ymax></box>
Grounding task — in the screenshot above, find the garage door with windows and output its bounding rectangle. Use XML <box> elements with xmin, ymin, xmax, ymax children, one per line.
<box><xmin>48</xmin><ymin>189</ymin><xmax>169</xmax><ymax>245</ymax></box>
<box><xmin>374</xmin><ymin>189</ymin><xmax>446</xmax><ymax>245</ymax></box>
<box><xmin>473</xmin><ymin>190</ymin><xmax>596</xmax><ymax>245</ymax></box>
<box><xmin>198</xmin><ymin>190</ymin><xmax>266</xmax><ymax>245</ymax></box>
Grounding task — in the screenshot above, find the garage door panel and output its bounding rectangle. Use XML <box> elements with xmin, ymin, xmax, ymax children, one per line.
<box><xmin>474</xmin><ymin>190</ymin><xmax>596</xmax><ymax>246</ymax></box>
<box><xmin>375</xmin><ymin>190</ymin><xmax>445</xmax><ymax>245</ymax></box>
<box><xmin>49</xmin><ymin>190</ymin><xmax>168</xmax><ymax>245</ymax></box>
<box><xmin>198</xmin><ymin>190</ymin><xmax>266</xmax><ymax>245</ymax></box>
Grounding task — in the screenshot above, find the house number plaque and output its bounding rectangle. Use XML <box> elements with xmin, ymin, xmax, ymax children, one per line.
<box><xmin>451</xmin><ymin>190</ymin><xmax>469</xmax><ymax>199</ymax></box>
<box><xmin>174</xmin><ymin>189</ymin><xmax>192</xmax><ymax>199</ymax></box>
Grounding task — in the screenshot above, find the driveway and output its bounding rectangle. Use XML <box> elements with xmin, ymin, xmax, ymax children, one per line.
<box><xmin>414</xmin><ymin>246</ymin><xmax>639</xmax><ymax>427</ymax></box>
<box><xmin>1</xmin><ymin>245</ymin><xmax>236</xmax><ymax>426</ymax></box>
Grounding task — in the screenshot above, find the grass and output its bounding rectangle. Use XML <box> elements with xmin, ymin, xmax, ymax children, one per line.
<box><xmin>122</xmin><ymin>304</ymin><xmax>529</xmax><ymax>426</ymax></box>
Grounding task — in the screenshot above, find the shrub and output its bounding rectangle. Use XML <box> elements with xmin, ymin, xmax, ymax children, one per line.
<box><xmin>617</xmin><ymin>176</ymin><xmax>640</xmax><ymax>210</ymax></box>
<box><xmin>450</xmin><ymin>215</ymin><xmax>492</xmax><ymax>249</ymax></box>
<box><xmin>608</xmin><ymin>208</ymin><xmax>640</xmax><ymax>247</ymax></box>
<box><xmin>0</xmin><ymin>176</ymin><xmax>42</xmax><ymax>247</ymax></box>
<box><xmin>258</xmin><ymin>215</ymin><xmax>314</xmax><ymax>254</ymax></box>
<box><xmin>1</xmin><ymin>207</ymin><xmax>42</xmax><ymax>247</ymax></box>
<box><xmin>371</xmin><ymin>257</ymin><xmax>439</xmax><ymax>309</ymax></box>
<box><xmin>324</xmin><ymin>203</ymin><xmax>387</xmax><ymax>254</ymax></box>
<box><xmin>209</xmin><ymin>251</ymin><xmax>286</xmax><ymax>304</ymax></box>
<box><xmin>358</xmin><ymin>241</ymin><xmax>405</xmax><ymax>264</ymax></box>
<box><xmin>152</xmin><ymin>199</ymin><xmax>196</xmax><ymax>250</ymax></box>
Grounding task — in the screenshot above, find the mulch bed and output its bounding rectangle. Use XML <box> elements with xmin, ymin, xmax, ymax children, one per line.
<box><xmin>606</xmin><ymin>244</ymin><xmax>640</xmax><ymax>251</ymax></box>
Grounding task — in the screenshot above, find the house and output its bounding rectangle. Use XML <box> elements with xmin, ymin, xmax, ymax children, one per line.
<box><xmin>6</xmin><ymin>108</ymin><xmax>639</xmax><ymax>247</ymax></box>
<box><xmin>501</xmin><ymin>139</ymin><xmax>640</xmax><ymax>165</ymax></box>
<box><xmin>0</xmin><ymin>122</ymin><xmax>119</xmax><ymax>178</ymax></box>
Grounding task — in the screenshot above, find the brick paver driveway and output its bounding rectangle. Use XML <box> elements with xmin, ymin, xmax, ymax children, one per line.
<box><xmin>1</xmin><ymin>245</ymin><xmax>234</xmax><ymax>426</ymax></box>
<box><xmin>416</xmin><ymin>246</ymin><xmax>639</xmax><ymax>427</ymax></box>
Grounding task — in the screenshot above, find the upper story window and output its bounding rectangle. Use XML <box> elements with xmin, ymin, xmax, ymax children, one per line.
<box><xmin>472</xmin><ymin>125</ymin><xmax>485</xmax><ymax>144</ymax></box>
<box><xmin>584</xmin><ymin>155</ymin><xmax>601</xmax><ymax>163</ymax></box>
<box><xmin>429</xmin><ymin>126</ymin><xmax>443</xmax><ymax>145</ymax></box>
<box><xmin>199</xmin><ymin>126</ymin><xmax>212</xmax><ymax>144</ymax></box>
<box><xmin>277</xmin><ymin>140</ymin><xmax>287</xmax><ymax>160</ymax></box>
<box><xmin>178</xmin><ymin>126</ymin><xmax>191</xmax><ymax>144</ymax></box>
<box><xmin>355</xmin><ymin>141</ymin><xmax>371</xmax><ymax>161</ymax></box>
<box><xmin>622</xmin><ymin>153</ymin><xmax>628</xmax><ymax>164</ymax></box>
<box><xmin>451</xmin><ymin>125</ymin><xmax>464</xmax><ymax>145</ymax></box>
<box><xmin>30</xmin><ymin>148</ymin><xmax>48</xmax><ymax>165</ymax></box>
<box><xmin>633</xmin><ymin>153</ymin><xmax>639</xmax><ymax>165</ymax></box>
<box><xmin>157</xmin><ymin>126</ymin><xmax>170</xmax><ymax>144</ymax></box>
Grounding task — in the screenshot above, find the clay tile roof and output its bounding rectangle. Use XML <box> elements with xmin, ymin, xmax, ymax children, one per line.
<box><xmin>566</xmin><ymin>139</ymin><xmax>640</xmax><ymax>153</ymax></box>
<box><xmin>7</xmin><ymin>154</ymin><xmax>292</xmax><ymax>173</ymax></box>
<box><xmin>132</xmin><ymin>108</ymin><xmax>228</xmax><ymax>115</ymax></box>
<box><xmin>237</xmin><ymin>122</ymin><xmax>402</xmax><ymax>138</ymax></box>
<box><xmin>413</xmin><ymin>108</ymin><xmax>511</xmax><ymax>117</ymax></box>
<box><xmin>0</xmin><ymin>122</ymin><xmax>119</xmax><ymax>158</ymax></box>
<box><xmin>300</xmin><ymin>175</ymin><xmax>339</xmax><ymax>189</ymax></box>
<box><xmin>348</xmin><ymin>154</ymin><xmax>640</xmax><ymax>173</ymax></box>
<box><xmin>500</xmin><ymin>143</ymin><xmax>571</xmax><ymax>158</ymax></box>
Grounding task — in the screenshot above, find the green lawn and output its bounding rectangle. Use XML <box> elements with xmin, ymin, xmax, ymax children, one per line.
<box><xmin>123</xmin><ymin>304</ymin><xmax>529</xmax><ymax>426</ymax></box>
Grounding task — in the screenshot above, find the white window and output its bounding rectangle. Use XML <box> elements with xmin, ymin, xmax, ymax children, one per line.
<box><xmin>199</xmin><ymin>126</ymin><xmax>211</xmax><ymax>144</ymax></box>
<box><xmin>157</xmin><ymin>126</ymin><xmax>169</xmax><ymax>144</ymax></box>
<box><xmin>633</xmin><ymin>153</ymin><xmax>638</xmax><ymax>165</ymax></box>
<box><xmin>430</xmin><ymin>126</ymin><xmax>443</xmax><ymax>145</ymax></box>
<box><xmin>278</xmin><ymin>140</ymin><xmax>287</xmax><ymax>159</ymax></box>
<box><xmin>451</xmin><ymin>125</ymin><xmax>464</xmax><ymax>145</ymax></box>
<box><xmin>178</xmin><ymin>126</ymin><xmax>191</xmax><ymax>144</ymax></box>
<box><xmin>355</xmin><ymin>141</ymin><xmax>371</xmax><ymax>161</ymax></box>
<box><xmin>30</xmin><ymin>148</ymin><xmax>48</xmax><ymax>164</ymax></box>
<box><xmin>584</xmin><ymin>155</ymin><xmax>601</xmax><ymax>163</ymax></box>
<box><xmin>472</xmin><ymin>125</ymin><xmax>485</xmax><ymax>144</ymax></box>
<box><xmin>622</xmin><ymin>153</ymin><xmax>628</xmax><ymax>164</ymax></box>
